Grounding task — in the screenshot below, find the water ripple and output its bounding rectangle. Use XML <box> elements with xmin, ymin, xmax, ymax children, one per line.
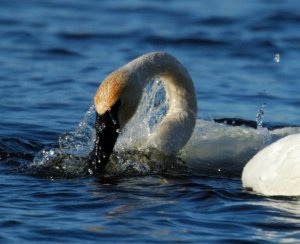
<box><xmin>145</xmin><ymin>35</ymin><xmax>229</xmax><ymax>46</ymax></box>
<box><xmin>1</xmin><ymin>0</ymin><xmax>300</xmax><ymax>242</ymax></box>
<box><xmin>42</xmin><ymin>48</ymin><xmax>83</xmax><ymax>57</ymax></box>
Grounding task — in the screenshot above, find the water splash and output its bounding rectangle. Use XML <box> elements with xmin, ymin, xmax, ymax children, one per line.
<box><xmin>30</xmin><ymin>79</ymin><xmax>170</xmax><ymax>177</ymax></box>
<box><xmin>115</xmin><ymin>79</ymin><xmax>168</xmax><ymax>151</ymax></box>
<box><xmin>31</xmin><ymin>147</ymin><xmax>88</xmax><ymax>178</ymax></box>
<box><xmin>30</xmin><ymin>106</ymin><xmax>96</xmax><ymax>177</ymax></box>
<box><xmin>181</xmin><ymin>118</ymin><xmax>273</xmax><ymax>176</ymax></box>
<box><xmin>59</xmin><ymin>105</ymin><xmax>96</xmax><ymax>157</ymax></box>
<box><xmin>256</xmin><ymin>103</ymin><xmax>266</xmax><ymax>128</ymax></box>
<box><xmin>29</xmin><ymin>79</ymin><xmax>294</xmax><ymax>178</ymax></box>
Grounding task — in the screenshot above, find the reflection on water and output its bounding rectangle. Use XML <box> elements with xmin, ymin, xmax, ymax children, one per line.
<box><xmin>247</xmin><ymin>197</ymin><xmax>300</xmax><ymax>243</ymax></box>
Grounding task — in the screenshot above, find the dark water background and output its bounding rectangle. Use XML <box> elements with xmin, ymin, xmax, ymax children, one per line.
<box><xmin>1</xmin><ymin>0</ymin><xmax>300</xmax><ymax>243</ymax></box>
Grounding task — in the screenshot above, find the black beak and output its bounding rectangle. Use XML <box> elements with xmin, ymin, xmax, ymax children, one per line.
<box><xmin>88</xmin><ymin>100</ymin><xmax>121</xmax><ymax>175</ymax></box>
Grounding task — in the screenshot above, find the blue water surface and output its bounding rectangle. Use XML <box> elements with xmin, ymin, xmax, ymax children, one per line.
<box><xmin>1</xmin><ymin>0</ymin><xmax>300</xmax><ymax>243</ymax></box>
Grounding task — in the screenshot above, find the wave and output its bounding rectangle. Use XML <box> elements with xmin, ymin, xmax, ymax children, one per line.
<box><xmin>181</xmin><ymin>120</ymin><xmax>300</xmax><ymax>176</ymax></box>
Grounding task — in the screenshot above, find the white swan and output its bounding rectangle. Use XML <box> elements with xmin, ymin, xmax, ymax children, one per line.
<box><xmin>242</xmin><ymin>133</ymin><xmax>300</xmax><ymax>196</ymax></box>
<box><xmin>88</xmin><ymin>52</ymin><xmax>198</xmax><ymax>174</ymax></box>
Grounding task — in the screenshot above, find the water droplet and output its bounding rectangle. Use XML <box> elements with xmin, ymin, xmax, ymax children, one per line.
<box><xmin>274</xmin><ymin>53</ymin><xmax>280</xmax><ymax>63</ymax></box>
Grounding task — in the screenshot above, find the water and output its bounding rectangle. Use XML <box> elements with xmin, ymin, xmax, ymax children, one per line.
<box><xmin>1</xmin><ymin>0</ymin><xmax>300</xmax><ymax>242</ymax></box>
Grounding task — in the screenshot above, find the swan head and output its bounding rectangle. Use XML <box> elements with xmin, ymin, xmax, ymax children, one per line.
<box><xmin>94</xmin><ymin>70</ymin><xmax>142</xmax><ymax>128</ymax></box>
<box><xmin>88</xmin><ymin>70</ymin><xmax>142</xmax><ymax>175</ymax></box>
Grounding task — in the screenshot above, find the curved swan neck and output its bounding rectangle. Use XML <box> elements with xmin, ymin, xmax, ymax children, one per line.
<box><xmin>121</xmin><ymin>52</ymin><xmax>198</xmax><ymax>155</ymax></box>
<box><xmin>91</xmin><ymin>52</ymin><xmax>197</xmax><ymax>174</ymax></box>
<box><xmin>123</xmin><ymin>52</ymin><xmax>197</xmax><ymax>113</ymax></box>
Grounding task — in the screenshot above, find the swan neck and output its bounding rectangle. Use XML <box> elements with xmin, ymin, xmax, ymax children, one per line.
<box><xmin>123</xmin><ymin>52</ymin><xmax>198</xmax><ymax>155</ymax></box>
<box><xmin>124</xmin><ymin>52</ymin><xmax>197</xmax><ymax>113</ymax></box>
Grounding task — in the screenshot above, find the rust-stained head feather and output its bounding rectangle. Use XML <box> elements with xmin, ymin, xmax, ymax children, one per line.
<box><xmin>94</xmin><ymin>70</ymin><xmax>127</xmax><ymax>115</ymax></box>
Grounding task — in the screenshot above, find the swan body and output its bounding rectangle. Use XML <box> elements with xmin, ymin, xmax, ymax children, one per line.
<box><xmin>242</xmin><ymin>133</ymin><xmax>300</xmax><ymax>196</ymax></box>
<box><xmin>89</xmin><ymin>52</ymin><xmax>197</xmax><ymax>174</ymax></box>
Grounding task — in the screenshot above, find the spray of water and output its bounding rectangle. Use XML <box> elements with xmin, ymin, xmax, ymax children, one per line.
<box><xmin>30</xmin><ymin>80</ymin><xmax>292</xmax><ymax>178</ymax></box>
<box><xmin>256</xmin><ymin>103</ymin><xmax>266</xmax><ymax>129</ymax></box>
<box><xmin>30</xmin><ymin>80</ymin><xmax>172</xmax><ymax>177</ymax></box>
<box><xmin>115</xmin><ymin>79</ymin><xmax>168</xmax><ymax>151</ymax></box>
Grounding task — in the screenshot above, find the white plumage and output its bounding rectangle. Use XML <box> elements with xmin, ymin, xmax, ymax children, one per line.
<box><xmin>242</xmin><ymin>133</ymin><xmax>300</xmax><ymax>196</ymax></box>
<box><xmin>94</xmin><ymin>52</ymin><xmax>198</xmax><ymax>156</ymax></box>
